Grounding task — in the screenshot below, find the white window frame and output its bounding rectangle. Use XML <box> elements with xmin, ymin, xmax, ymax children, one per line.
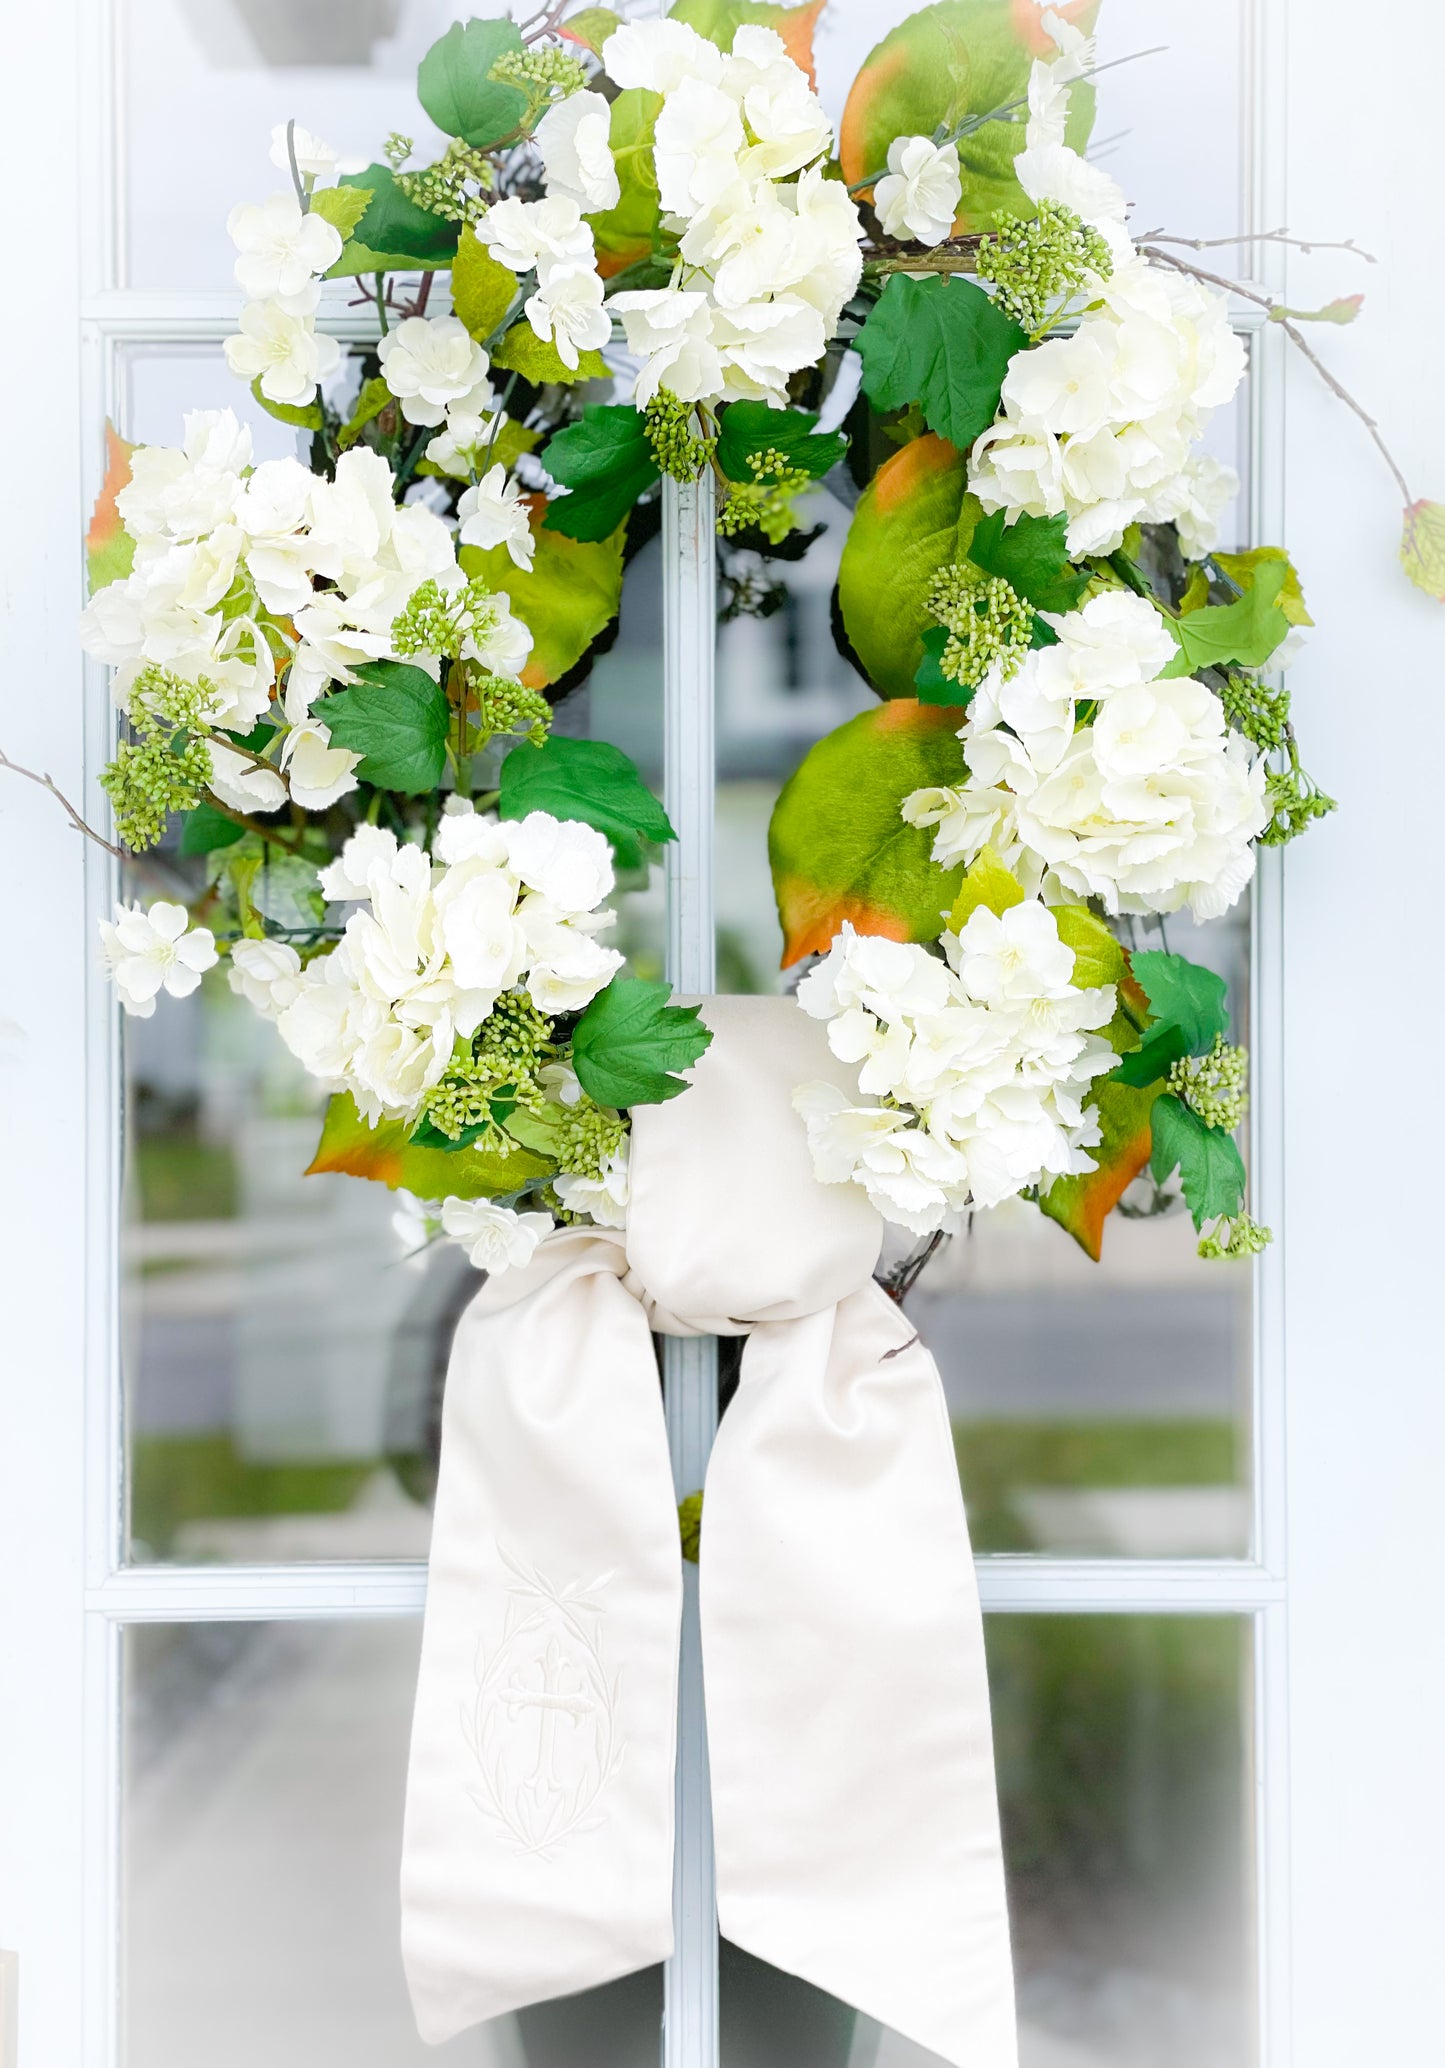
<box><xmin>6</xmin><ymin>3</ymin><xmax>1445</xmax><ymax>2064</ymax></box>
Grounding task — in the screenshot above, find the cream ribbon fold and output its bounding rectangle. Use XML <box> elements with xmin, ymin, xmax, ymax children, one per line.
<box><xmin>401</xmin><ymin>994</ymin><xmax>1016</xmax><ymax>2066</ymax></box>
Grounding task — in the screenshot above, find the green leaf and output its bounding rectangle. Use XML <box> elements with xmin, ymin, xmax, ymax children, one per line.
<box><xmin>328</xmin><ymin>165</ymin><xmax>459</xmax><ymax>275</ymax></box>
<box><xmin>450</xmin><ymin>223</ymin><xmax>519</xmax><ymax>343</ymax></box>
<box><xmin>86</xmin><ymin>423</ymin><xmax>137</xmax><ymax>593</ymax></box>
<box><xmin>947</xmin><ymin>844</ymin><xmax>1023</xmax><ymax>928</ymax></box>
<box><xmin>1211</xmin><ymin>547</ymin><xmax>1312</xmax><ymax>628</ymax></box>
<box><xmin>1167</xmin><ymin>556</ymin><xmax>1292</xmax><ymax>672</ymax></box>
<box><xmin>1268</xmin><ymin>292</ymin><xmax>1362</xmax><ymax>326</ymax></box>
<box><xmin>491</xmin><ymin>323</ymin><xmax>609</xmax><ymax>387</ymax></box>
<box><xmin>307</xmin><ymin>1092</ymin><xmax>555</xmax><ymax>1198</ymax></box>
<box><xmin>337</xmin><ymin>375</ymin><xmax>393</xmax><ymax>450</ymax></box>
<box><xmin>1399</xmin><ymin>499</ymin><xmax>1445</xmax><ymax>602</ymax></box>
<box><xmin>178</xmin><ymin>802</ymin><xmax>246</xmax><ymax>855</ymax></box>
<box><xmin>588</xmin><ymin>88</ymin><xmax>664</xmax><ymax>278</ymax></box>
<box><xmin>249</xmin><ymin>377</ymin><xmax>322</xmax><ymax>431</ymax></box>
<box><xmin>417</xmin><ymin>17</ymin><xmax>529</xmax><ymax>148</ymax></box>
<box><xmin>769</xmin><ymin>700</ymin><xmax>967</xmax><ymax>965</ymax></box>
<box><xmin>669</xmin><ymin>0</ymin><xmax>824</xmax><ymax>74</ymax></box>
<box><xmin>571</xmin><ymin>977</ymin><xmax>712</xmax><ymax>1107</ymax></box>
<box><xmin>460</xmin><ymin>520</ymin><xmax>626</xmax><ymax>692</ymax></box>
<box><xmin>308</xmin><ymin>183</ymin><xmax>373</xmax><ymax>241</ymax></box>
<box><xmin>320</xmin><ymin>661</ymin><xmax>450</xmax><ymax>794</ymax></box>
<box><xmin>968</xmin><ymin>507</ymin><xmax>1088</xmax><ymax>612</ymax></box>
<box><xmin>716</xmin><ymin>401</ymin><xmax>845</xmax><ymax>484</ymax></box>
<box><xmin>857</xmin><ymin>275</ymin><xmax>1026</xmax><ymax>451</ymax></box>
<box><xmin>840</xmin><ymin>0</ymin><xmax>1098</xmax><ymax>230</ymax></box>
<box><xmin>1113</xmin><ymin>950</ymin><xmax>1228</xmax><ymax>1088</ymax></box>
<box><xmin>838</xmin><ymin>433</ymin><xmax>983</xmax><ymax>697</ymax></box>
<box><xmin>541</xmin><ymin>405</ymin><xmax>660</xmax><ymax>541</ymax></box>
<box><xmin>1039</xmin><ymin>1076</ymin><xmax>1160</xmax><ymax>1260</ymax></box>
<box><xmin>1149</xmin><ymin>1092</ymin><xmax>1246</xmax><ymax>1230</ymax></box>
<box><xmin>1050</xmin><ymin>903</ymin><xmax>1146</xmax><ymax>1056</ymax></box>
<box><xmin>498</xmin><ymin>735</ymin><xmax>675</xmax><ymax>866</ymax></box>
<box><xmin>914</xmin><ymin>624</ymin><xmax>971</xmax><ymax>705</ymax></box>
<box><xmin>560</xmin><ymin>6</ymin><xmax>623</xmax><ymax>56</ymax></box>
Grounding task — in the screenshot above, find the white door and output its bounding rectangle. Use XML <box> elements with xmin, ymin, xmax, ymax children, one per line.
<box><xmin>3</xmin><ymin>3</ymin><xmax>1443</xmax><ymax>2064</ymax></box>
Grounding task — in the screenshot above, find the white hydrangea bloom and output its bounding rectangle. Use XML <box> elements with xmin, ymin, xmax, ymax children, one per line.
<box><xmin>873</xmin><ymin>136</ymin><xmax>962</xmax><ymax>248</ymax></box>
<box><xmin>600</xmin><ymin>17</ymin><xmax>723</xmax><ymax>95</ymax></box>
<box><xmin>478</xmin><ymin>195</ymin><xmax>594</xmax><ymax>274</ymax></box>
<box><xmin>535</xmin><ymin>89</ymin><xmax>620</xmax><ymax>212</ymax></box>
<box><xmin>118</xmin><ymin>409</ymin><xmax>253</xmax><ymax>541</ymax></box>
<box><xmin>223</xmin><ymin>294</ymin><xmax>340</xmax><ymax>407</ymax></box>
<box><xmin>377</xmin><ymin>315</ymin><xmax>490</xmax><ymax>429</ymax></box>
<box><xmin>99</xmin><ymin>901</ymin><xmax>218</xmax><ymax>1018</ymax></box>
<box><xmin>227</xmin><ymin>193</ymin><xmax>342</xmax><ymax>305</ymax></box>
<box><xmin>442</xmin><ymin>1197</ymin><xmax>556</xmax><ymax>1273</ymax></box>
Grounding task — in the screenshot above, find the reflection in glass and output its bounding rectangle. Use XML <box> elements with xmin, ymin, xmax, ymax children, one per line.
<box><xmin>722</xmin><ymin>1616</ymin><xmax>1254</xmax><ymax>2068</ymax></box>
<box><xmin>120</xmin><ymin>465</ymin><xmax>664</xmax><ymax>1559</ymax></box>
<box><xmin>124</xmin><ymin>1619</ymin><xmax>661</xmax><ymax>2066</ymax></box>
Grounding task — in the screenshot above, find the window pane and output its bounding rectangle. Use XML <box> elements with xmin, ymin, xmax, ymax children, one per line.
<box><xmin>124</xmin><ymin>1619</ymin><xmax>662</xmax><ymax>2065</ymax></box>
<box><xmin>721</xmin><ymin>1614</ymin><xmax>1254</xmax><ymax>2068</ymax></box>
<box><xmin>117</xmin><ymin>346</ymin><xmax>664</xmax><ymax>1564</ymax></box>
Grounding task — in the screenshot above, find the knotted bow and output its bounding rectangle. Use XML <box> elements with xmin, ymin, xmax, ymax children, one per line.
<box><xmin>401</xmin><ymin>994</ymin><xmax>1016</xmax><ymax>2066</ymax></box>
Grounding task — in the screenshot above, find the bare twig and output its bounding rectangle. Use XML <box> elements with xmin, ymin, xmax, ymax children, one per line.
<box><xmin>1139</xmin><ymin>243</ymin><xmax>1413</xmax><ymax>505</ymax></box>
<box><xmin>879</xmin><ymin>1229</ymin><xmax>951</xmax><ymax>1303</ymax></box>
<box><xmin>0</xmin><ymin>749</ymin><xmax>128</xmax><ymax>861</ymax></box>
<box><xmin>1138</xmin><ymin>226</ymin><xmax>1376</xmax><ymax>263</ymax></box>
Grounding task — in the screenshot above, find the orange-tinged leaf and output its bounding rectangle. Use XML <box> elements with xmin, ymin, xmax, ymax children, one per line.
<box><xmin>670</xmin><ymin>0</ymin><xmax>825</xmax><ymax>81</ymax></box>
<box><xmin>306</xmin><ymin>1093</ymin><xmax>555</xmax><ymax>1198</ymax></box>
<box><xmin>1400</xmin><ymin>499</ymin><xmax>1445</xmax><ymax>602</ymax></box>
<box><xmin>460</xmin><ymin>521</ymin><xmax>625</xmax><ymax>690</ymax></box>
<box><xmin>87</xmin><ymin>423</ymin><xmax>137</xmax><ymax>593</ymax></box>
<box><xmin>838</xmin><ymin>433</ymin><xmax>982</xmax><ymax>697</ymax></box>
<box><xmin>560</xmin><ymin>6</ymin><xmax>621</xmax><ymax>56</ymax></box>
<box><xmin>769</xmin><ymin>700</ymin><xmax>967</xmax><ymax>966</ymax></box>
<box><xmin>1039</xmin><ymin>1078</ymin><xmax>1161</xmax><ymax>1260</ymax></box>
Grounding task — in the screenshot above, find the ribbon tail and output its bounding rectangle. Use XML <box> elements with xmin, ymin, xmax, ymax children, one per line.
<box><xmin>702</xmin><ymin>1282</ymin><xmax>1017</xmax><ymax>2068</ymax></box>
<box><xmin>400</xmin><ymin>1242</ymin><xmax>682</xmax><ymax>2044</ymax></box>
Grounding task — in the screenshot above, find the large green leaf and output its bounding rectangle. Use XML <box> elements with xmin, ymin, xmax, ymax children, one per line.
<box><xmin>571</xmin><ymin>977</ymin><xmax>712</xmax><ymax>1106</ymax></box>
<box><xmin>329</xmin><ymin>165</ymin><xmax>459</xmax><ymax>275</ymax></box>
<box><xmin>969</xmin><ymin>508</ymin><xmax>1088</xmax><ymax>612</ymax></box>
<box><xmin>669</xmin><ymin>0</ymin><xmax>825</xmax><ymax>78</ymax></box>
<box><xmin>541</xmin><ymin>405</ymin><xmax>660</xmax><ymax>541</ymax></box>
<box><xmin>450</xmin><ymin>224</ymin><xmax>519</xmax><ymax>343</ymax></box>
<box><xmin>321</xmin><ymin>661</ymin><xmax>450</xmax><ymax>794</ymax></box>
<box><xmin>178</xmin><ymin>802</ymin><xmax>246</xmax><ymax>856</ymax></box>
<box><xmin>491</xmin><ymin>324</ymin><xmax>609</xmax><ymax>386</ymax></box>
<box><xmin>1165</xmin><ymin>556</ymin><xmax>1292</xmax><ymax>673</ymax></box>
<box><xmin>86</xmin><ymin>423</ymin><xmax>137</xmax><ymax>593</ymax></box>
<box><xmin>498</xmin><ymin>734</ymin><xmax>675</xmax><ymax>866</ymax></box>
<box><xmin>839</xmin><ymin>0</ymin><xmax>1098</xmax><ymax>229</ymax></box>
<box><xmin>858</xmin><ymin>275</ymin><xmax>1025</xmax><ymax>452</ymax></box>
<box><xmin>337</xmin><ymin>376</ymin><xmax>393</xmax><ymax>451</ymax></box>
<box><xmin>307</xmin><ymin>1092</ymin><xmax>555</xmax><ymax>1198</ymax></box>
<box><xmin>769</xmin><ymin>700</ymin><xmax>967</xmax><ymax>966</ymax></box>
<box><xmin>1212</xmin><ymin>546</ymin><xmax>1313</xmax><ymax>628</ymax></box>
<box><xmin>716</xmin><ymin>401</ymin><xmax>845</xmax><ymax>484</ymax></box>
<box><xmin>460</xmin><ymin>521</ymin><xmax>626</xmax><ymax>691</ymax></box>
<box><xmin>838</xmin><ymin>433</ymin><xmax>983</xmax><ymax>697</ymax></box>
<box><xmin>1113</xmin><ymin>950</ymin><xmax>1229</xmax><ymax>1088</ymax></box>
<box><xmin>1039</xmin><ymin>1077</ymin><xmax>1160</xmax><ymax>1260</ymax></box>
<box><xmin>1149</xmin><ymin>1092</ymin><xmax>1246</xmax><ymax>1230</ymax></box>
<box><xmin>308</xmin><ymin>183</ymin><xmax>373</xmax><ymax>241</ymax></box>
<box><xmin>417</xmin><ymin>17</ymin><xmax>529</xmax><ymax>148</ymax></box>
<box><xmin>590</xmin><ymin>87</ymin><xmax>664</xmax><ymax>277</ymax></box>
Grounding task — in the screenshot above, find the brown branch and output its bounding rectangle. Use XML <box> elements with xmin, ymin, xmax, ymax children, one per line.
<box><xmin>1138</xmin><ymin>226</ymin><xmax>1376</xmax><ymax>263</ymax></box>
<box><xmin>1139</xmin><ymin>243</ymin><xmax>1413</xmax><ymax>505</ymax></box>
<box><xmin>864</xmin><ymin>235</ymin><xmax>986</xmax><ymax>280</ymax></box>
<box><xmin>202</xmin><ymin>796</ymin><xmax>307</xmax><ymax>852</ymax></box>
<box><xmin>0</xmin><ymin>748</ymin><xmax>128</xmax><ymax>861</ymax></box>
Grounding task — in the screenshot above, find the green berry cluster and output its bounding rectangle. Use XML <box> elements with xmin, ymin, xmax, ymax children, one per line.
<box><xmin>473</xmin><ymin>672</ymin><xmax>551</xmax><ymax>750</ymax></box>
<box><xmin>1168</xmin><ymin>1034</ymin><xmax>1249</xmax><ymax>1132</ymax></box>
<box><xmin>644</xmin><ymin>391</ymin><xmax>715</xmax><ymax>483</ymax></box>
<box><xmin>395</xmin><ymin>138</ymin><xmax>497</xmax><ymax>225</ymax></box>
<box><xmin>100</xmin><ymin>666</ymin><xmax>223</xmax><ymax>851</ymax></box>
<box><xmin>976</xmin><ymin>199</ymin><xmax>1114</xmax><ymax>332</ymax></box>
<box><xmin>927</xmin><ymin>561</ymin><xmax>1034</xmax><ymax>687</ymax></box>
<box><xmin>716</xmin><ymin>450</ymin><xmax>811</xmax><ymax>545</ymax></box>
<box><xmin>384</xmin><ymin>132</ymin><xmax>414</xmax><ymax>170</ymax></box>
<box><xmin>421</xmin><ymin>992</ymin><xmax>556</xmax><ymax>1144</ymax></box>
<box><xmin>553</xmin><ymin>1095</ymin><xmax>626</xmax><ymax>1180</ymax></box>
<box><xmin>1197</xmin><ymin>1212</ymin><xmax>1273</xmax><ymax>1262</ymax></box>
<box><xmin>391</xmin><ymin>578</ymin><xmax>517</xmax><ymax>667</ymax></box>
<box><xmin>1261</xmin><ymin>761</ymin><xmax>1337</xmax><ymax>847</ymax></box>
<box><xmin>489</xmin><ymin>47</ymin><xmax>587</xmax><ymax>101</ymax></box>
<box><xmin>1220</xmin><ymin>669</ymin><xmax>1292</xmax><ymax>752</ymax></box>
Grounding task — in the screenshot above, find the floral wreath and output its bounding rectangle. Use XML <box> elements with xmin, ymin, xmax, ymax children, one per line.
<box><xmin>11</xmin><ymin>0</ymin><xmax>1436</xmax><ymax>1282</ymax></box>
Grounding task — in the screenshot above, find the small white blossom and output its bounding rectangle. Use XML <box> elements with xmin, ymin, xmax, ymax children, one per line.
<box><xmin>227</xmin><ymin>938</ymin><xmax>304</xmax><ymax>1016</ymax></box>
<box><xmin>874</xmin><ymin>136</ymin><xmax>962</xmax><ymax>248</ymax></box>
<box><xmin>524</xmin><ymin>262</ymin><xmax>610</xmax><ymax>372</ymax></box>
<box><xmin>600</xmin><ymin>18</ymin><xmax>723</xmax><ymax>95</ymax></box>
<box><xmin>478</xmin><ymin>195</ymin><xmax>594</xmax><ymax>274</ymax></box>
<box><xmin>535</xmin><ymin>89</ymin><xmax>620</xmax><ymax>212</ymax></box>
<box><xmin>223</xmin><ymin>296</ymin><xmax>340</xmax><ymax>407</ymax></box>
<box><xmin>377</xmin><ymin>315</ymin><xmax>490</xmax><ymax>429</ymax></box>
<box><xmin>207</xmin><ymin>740</ymin><xmax>288</xmax><ymax>814</ymax></box>
<box><xmin>280</xmin><ymin>718</ymin><xmax>361</xmax><ymax>810</ymax></box>
<box><xmin>227</xmin><ymin>193</ymin><xmax>342</xmax><ymax>306</ymax></box>
<box><xmin>442</xmin><ymin>1196</ymin><xmax>556</xmax><ymax>1273</ymax></box>
<box><xmin>457</xmin><ymin>463</ymin><xmax>534</xmax><ymax>570</ymax></box>
<box><xmin>504</xmin><ymin>812</ymin><xmax>614</xmax><ymax>912</ymax></box>
<box><xmin>555</xmin><ymin>1144</ymin><xmax>630</xmax><ymax>1228</ymax></box>
<box><xmin>100</xmin><ymin>901</ymin><xmax>218</xmax><ymax>1018</ymax></box>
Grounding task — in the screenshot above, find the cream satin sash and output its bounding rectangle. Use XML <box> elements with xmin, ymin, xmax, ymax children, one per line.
<box><xmin>400</xmin><ymin>994</ymin><xmax>1016</xmax><ymax>2067</ymax></box>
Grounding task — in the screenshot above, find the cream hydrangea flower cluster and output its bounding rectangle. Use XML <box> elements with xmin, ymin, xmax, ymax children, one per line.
<box><xmin>965</xmin><ymin>26</ymin><xmax>1245</xmax><ymax>557</ymax></box>
<box><xmin>792</xmin><ymin>914</ymin><xmax>1119</xmax><ymax>1235</ymax></box>
<box><xmin>223</xmin><ymin>129</ymin><xmax>350</xmax><ymax>408</ymax></box>
<box><xmin>903</xmin><ymin>592</ymin><xmax>1270</xmax><ymax>921</ymax></box>
<box><xmin>79</xmin><ymin>410</ymin><xmax>532</xmax><ymax>816</ymax></box>
<box><xmin>596</xmin><ymin>19</ymin><xmax>864</xmax><ymax>407</ymax></box>
<box><xmin>231</xmin><ymin>811</ymin><xmax>623</xmax><ymax>1124</ymax></box>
